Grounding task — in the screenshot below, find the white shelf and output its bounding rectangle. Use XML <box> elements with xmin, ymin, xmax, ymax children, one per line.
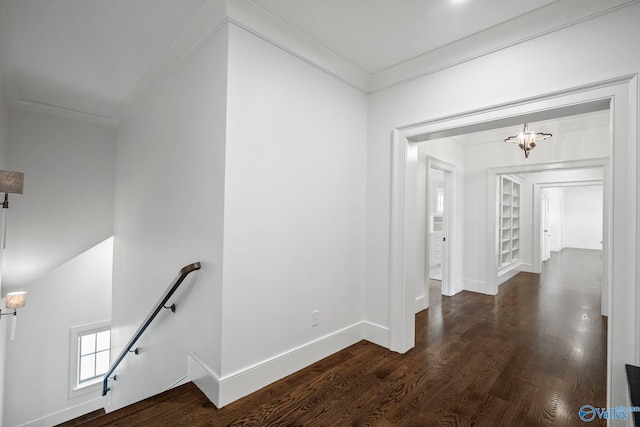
<box><xmin>499</xmin><ymin>176</ymin><xmax>521</xmax><ymax>271</ymax></box>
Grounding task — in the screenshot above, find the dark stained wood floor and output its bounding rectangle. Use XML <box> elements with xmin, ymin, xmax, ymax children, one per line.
<box><xmin>72</xmin><ymin>249</ymin><xmax>606</xmax><ymax>426</ymax></box>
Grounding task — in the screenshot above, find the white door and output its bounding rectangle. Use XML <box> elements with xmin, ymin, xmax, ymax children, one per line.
<box><xmin>541</xmin><ymin>189</ymin><xmax>551</xmax><ymax>262</ymax></box>
<box><xmin>425</xmin><ymin>161</ymin><xmax>453</xmax><ymax>302</ymax></box>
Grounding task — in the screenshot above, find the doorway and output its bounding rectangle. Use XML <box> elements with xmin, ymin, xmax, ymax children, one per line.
<box><xmin>534</xmin><ymin>179</ymin><xmax>607</xmax><ymax>315</ymax></box>
<box><xmin>424</xmin><ymin>158</ymin><xmax>454</xmax><ymax>307</ymax></box>
<box><xmin>388</xmin><ymin>76</ymin><xmax>636</xmax><ymax>411</ymax></box>
<box><xmin>541</xmin><ymin>188</ymin><xmax>551</xmax><ymax>263</ymax></box>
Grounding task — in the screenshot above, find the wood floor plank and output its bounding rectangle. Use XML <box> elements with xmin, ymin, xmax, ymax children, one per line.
<box><xmin>73</xmin><ymin>249</ymin><xmax>606</xmax><ymax>426</ymax></box>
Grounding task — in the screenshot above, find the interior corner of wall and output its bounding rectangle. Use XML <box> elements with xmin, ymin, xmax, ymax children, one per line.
<box><xmin>213</xmin><ymin>323</ymin><xmax>366</xmax><ymax>407</ymax></box>
<box><xmin>187</xmin><ymin>352</ymin><xmax>221</xmax><ymax>408</ymax></box>
<box><xmin>447</xmin><ymin>280</ymin><xmax>465</xmax><ymax>296</ymax></box>
<box><xmin>519</xmin><ymin>263</ymin><xmax>534</xmax><ymax>273</ymax></box>
<box><xmin>463</xmin><ymin>279</ymin><xmax>492</xmax><ymax>295</ymax></box>
<box><xmin>362</xmin><ymin>320</ymin><xmax>389</xmax><ymax>349</ymax></box>
<box><xmin>415</xmin><ymin>295</ymin><xmax>426</xmax><ymax>314</ymax></box>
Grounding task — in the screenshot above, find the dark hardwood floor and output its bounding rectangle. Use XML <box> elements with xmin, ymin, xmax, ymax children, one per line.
<box><xmin>72</xmin><ymin>249</ymin><xmax>606</xmax><ymax>426</ymax></box>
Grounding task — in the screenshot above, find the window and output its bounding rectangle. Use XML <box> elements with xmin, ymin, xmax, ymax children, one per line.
<box><xmin>79</xmin><ymin>329</ymin><xmax>111</xmax><ymax>383</ymax></box>
<box><xmin>437</xmin><ymin>189</ymin><xmax>444</xmax><ymax>213</ymax></box>
<box><xmin>69</xmin><ymin>321</ymin><xmax>111</xmax><ymax>398</ymax></box>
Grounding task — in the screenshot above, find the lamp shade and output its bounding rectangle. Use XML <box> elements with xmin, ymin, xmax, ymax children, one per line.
<box><xmin>0</xmin><ymin>170</ymin><xmax>24</xmax><ymax>194</ymax></box>
<box><xmin>6</xmin><ymin>292</ymin><xmax>26</xmax><ymax>309</ymax></box>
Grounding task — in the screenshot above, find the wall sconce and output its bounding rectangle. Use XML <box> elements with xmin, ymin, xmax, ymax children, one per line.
<box><xmin>1</xmin><ymin>291</ymin><xmax>26</xmax><ymax>341</ymax></box>
<box><xmin>504</xmin><ymin>123</ymin><xmax>552</xmax><ymax>158</ymax></box>
<box><xmin>0</xmin><ymin>169</ymin><xmax>24</xmax><ymax>249</ymax></box>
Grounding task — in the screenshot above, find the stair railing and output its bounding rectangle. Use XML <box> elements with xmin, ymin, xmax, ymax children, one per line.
<box><xmin>102</xmin><ymin>262</ymin><xmax>201</xmax><ymax>396</ymax></box>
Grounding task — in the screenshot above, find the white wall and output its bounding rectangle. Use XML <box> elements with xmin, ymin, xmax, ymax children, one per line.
<box><xmin>2</xmin><ymin>238</ymin><xmax>113</xmax><ymax>427</ymax></box>
<box><xmin>563</xmin><ymin>185</ymin><xmax>603</xmax><ymax>250</ymax></box>
<box><xmin>110</xmin><ymin>20</ymin><xmax>368</xmax><ymax>410</ymax></box>
<box><xmin>3</xmin><ymin>109</ymin><xmax>116</xmax><ymax>291</ymax></box>
<box><xmin>109</xmin><ymin>24</ymin><xmax>228</xmax><ymax>411</ymax></box>
<box><xmin>463</xmin><ymin>123</ymin><xmax>608</xmax><ymax>290</ymax></box>
<box><xmin>0</xmin><ymin>93</ymin><xmax>116</xmax><ymax>427</ymax></box>
<box><xmin>519</xmin><ymin>168</ymin><xmax>604</xmax><ymax>268</ymax></box>
<box><xmin>547</xmin><ymin>187</ymin><xmax>563</xmax><ymax>252</ymax></box>
<box><xmin>366</xmin><ymin>3</ymin><xmax>638</xmax><ymax>410</ymax></box>
<box><xmin>0</xmin><ymin>79</ymin><xmax>9</xmax><ymax>425</ymax></box>
<box><xmin>366</xmin><ymin>3</ymin><xmax>639</xmax><ymax>329</ymax></box>
<box><xmin>0</xmin><ymin>86</ymin><xmax>6</xmax><ymax>169</ymax></box>
<box><xmin>220</xmin><ymin>23</ymin><xmax>367</xmax><ymax>397</ymax></box>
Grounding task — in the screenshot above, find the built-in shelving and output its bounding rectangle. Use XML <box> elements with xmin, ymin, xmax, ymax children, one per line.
<box><xmin>431</xmin><ymin>215</ymin><xmax>443</xmax><ymax>232</ymax></box>
<box><xmin>499</xmin><ymin>176</ymin><xmax>520</xmax><ymax>270</ymax></box>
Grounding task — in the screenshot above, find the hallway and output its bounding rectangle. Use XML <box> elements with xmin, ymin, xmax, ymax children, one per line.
<box><xmin>414</xmin><ymin>248</ymin><xmax>606</xmax><ymax>425</ymax></box>
<box><xmin>71</xmin><ymin>249</ymin><xmax>606</xmax><ymax>426</ymax></box>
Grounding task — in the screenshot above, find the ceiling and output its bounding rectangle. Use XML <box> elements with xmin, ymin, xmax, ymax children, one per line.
<box><xmin>252</xmin><ymin>0</ymin><xmax>557</xmax><ymax>74</ymax></box>
<box><xmin>0</xmin><ymin>0</ymin><xmax>635</xmax><ymax>127</ymax></box>
<box><xmin>449</xmin><ymin>109</ymin><xmax>610</xmax><ymax>146</ymax></box>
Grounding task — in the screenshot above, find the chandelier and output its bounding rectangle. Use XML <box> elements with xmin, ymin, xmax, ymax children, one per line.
<box><xmin>504</xmin><ymin>123</ymin><xmax>552</xmax><ymax>158</ymax></box>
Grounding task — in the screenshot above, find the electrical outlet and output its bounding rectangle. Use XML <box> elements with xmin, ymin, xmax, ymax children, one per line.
<box><xmin>311</xmin><ymin>310</ymin><xmax>320</xmax><ymax>327</ymax></box>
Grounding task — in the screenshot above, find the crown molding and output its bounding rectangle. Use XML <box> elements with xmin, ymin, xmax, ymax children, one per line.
<box><xmin>2</xmin><ymin>0</ymin><xmax>637</xmax><ymax>128</ymax></box>
<box><xmin>1</xmin><ymin>0</ymin><xmax>230</xmax><ymax>129</ymax></box>
<box><xmin>2</xmin><ymin>0</ymin><xmax>371</xmax><ymax>128</ymax></box>
<box><xmin>370</xmin><ymin>0</ymin><xmax>640</xmax><ymax>93</ymax></box>
<box><xmin>226</xmin><ymin>0</ymin><xmax>371</xmax><ymax>93</ymax></box>
<box><xmin>109</xmin><ymin>0</ymin><xmax>229</xmax><ymax>127</ymax></box>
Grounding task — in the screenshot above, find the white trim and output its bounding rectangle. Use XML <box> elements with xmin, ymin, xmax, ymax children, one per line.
<box><xmin>187</xmin><ymin>352</ymin><xmax>220</xmax><ymax>408</ymax></box>
<box><xmin>4</xmin><ymin>0</ymin><xmax>372</xmax><ymax>127</ymax></box>
<box><xmin>389</xmin><ymin>130</ymin><xmax>418</xmax><ymax>353</ymax></box>
<box><xmin>163</xmin><ymin>375</ymin><xmax>189</xmax><ymax>392</ymax></box>
<box><xmin>362</xmin><ymin>321</ymin><xmax>389</xmax><ymax>349</ymax></box>
<box><xmin>415</xmin><ymin>295</ymin><xmax>426</xmax><ymax>314</ymax></box>
<box><xmin>370</xmin><ymin>1</ymin><xmax>639</xmax><ymax>93</ymax></box>
<box><xmin>425</xmin><ymin>157</ymin><xmax>457</xmax><ymax>299</ymax></box>
<box><xmin>68</xmin><ymin>320</ymin><xmax>111</xmax><ymax>400</ymax></box>
<box><xmin>188</xmin><ymin>322</ymin><xmax>367</xmax><ymax>408</ymax></box>
<box><xmin>532</xmin><ymin>176</ymin><xmax>608</xmax><ymax>317</ymax></box>
<box><xmin>497</xmin><ymin>263</ymin><xmax>521</xmax><ymax>286</ymax></box>
<box><xmin>564</xmin><ymin>243</ymin><xmax>603</xmax><ymax>250</ymax></box>
<box><xmin>389</xmin><ymin>75</ymin><xmax>637</xmax><ymax>412</ymax></box>
<box><xmin>449</xmin><ymin>280</ymin><xmax>465</xmax><ymax>296</ymax></box>
<box><xmin>17</xmin><ymin>396</ymin><xmax>105</xmax><ymax>427</ymax></box>
<box><xmin>519</xmin><ymin>263</ymin><xmax>535</xmax><ymax>273</ymax></box>
<box><xmin>110</xmin><ymin>6</ymin><xmax>230</xmax><ymax>126</ymax></box>
<box><xmin>225</xmin><ymin>0</ymin><xmax>370</xmax><ymax>92</ymax></box>
<box><xmin>463</xmin><ymin>280</ymin><xmax>488</xmax><ymax>294</ymax></box>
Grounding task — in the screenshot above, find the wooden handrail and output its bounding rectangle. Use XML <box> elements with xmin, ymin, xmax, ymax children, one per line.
<box><xmin>102</xmin><ymin>262</ymin><xmax>201</xmax><ymax>396</ymax></box>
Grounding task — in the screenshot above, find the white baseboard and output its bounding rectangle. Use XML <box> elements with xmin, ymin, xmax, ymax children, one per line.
<box><xmin>189</xmin><ymin>322</ymin><xmax>367</xmax><ymax>408</ymax></box>
<box><xmin>564</xmin><ymin>243</ymin><xmax>603</xmax><ymax>250</ymax></box>
<box><xmin>362</xmin><ymin>321</ymin><xmax>389</xmax><ymax>349</ymax></box>
<box><xmin>519</xmin><ymin>263</ymin><xmax>534</xmax><ymax>273</ymax></box>
<box><xmin>498</xmin><ymin>262</ymin><xmax>522</xmax><ymax>285</ymax></box>
<box><xmin>415</xmin><ymin>294</ymin><xmax>426</xmax><ymax>313</ymax></box>
<box><xmin>444</xmin><ymin>280</ymin><xmax>464</xmax><ymax>296</ymax></box>
<box><xmin>19</xmin><ymin>397</ymin><xmax>105</xmax><ymax>427</ymax></box>
<box><xmin>188</xmin><ymin>352</ymin><xmax>220</xmax><ymax>407</ymax></box>
<box><xmin>463</xmin><ymin>279</ymin><xmax>489</xmax><ymax>294</ymax></box>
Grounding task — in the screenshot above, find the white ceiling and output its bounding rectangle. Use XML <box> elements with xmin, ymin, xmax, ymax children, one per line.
<box><xmin>0</xmin><ymin>0</ymin><xmax>635</xmax><ymax>126</ymax></box>
<box><xmin>0</xmin><ymin>0</ymin><xmax>208</xmax><ymax>124</ymax></box>
<box><xmin>449</xmin><ymin>109</ymin><xmax>610</xmax><ymax>146</ymax></box>
<box><xmin>251</xmin><ymin>0</ymin><xmax>557</xmax><ymax>74</ymax></box>
<box><xmin>5</xmin><ymin>0</ymin><xmax>207</xmax><ymax>117</ymax></box>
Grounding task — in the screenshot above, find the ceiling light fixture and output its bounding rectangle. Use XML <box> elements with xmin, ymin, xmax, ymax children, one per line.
<box><xmin>504</xmin><ymin>123</ymin><xmax>552</xmax><ymax>158</ymax></box>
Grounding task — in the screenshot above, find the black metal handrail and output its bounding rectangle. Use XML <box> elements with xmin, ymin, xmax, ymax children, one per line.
<box><xmin>102</xmin><ymin>262</ymin><xmax>201</xmax><ymax>396</ymax></box>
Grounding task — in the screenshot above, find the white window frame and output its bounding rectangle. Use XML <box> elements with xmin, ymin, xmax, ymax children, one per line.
<box><xmin>68</xmin><ymin>320</ymin><xmax>111</xmax><ymax>399</ymax></box>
